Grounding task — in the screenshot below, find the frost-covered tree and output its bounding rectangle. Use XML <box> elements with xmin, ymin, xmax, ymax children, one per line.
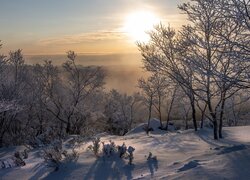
<box><xmin>138</xmin><ymin>0</ymin><xmax>250</xmax><ymax>138</ymax></box>
<box><xmin>0</xmin><ymin>49</ymin><xmax>31</xmax><ymax>145</ymax></box>
<box><xmin>138</xmin><ymin>76</ymin><xmax>157</xmax><ymax>131</ymax></box>
<box><xmin>138</xmin><ymin>25</ymin><xmax>198</xmax><ymax>131</ymax></box>
<box><xmin>62</xmin><ymin>51</ymin><xmax>105</xmax><ymax>134</ymax></box>
<box><xmin>224</xmin><ymin>0</ymin><xmax>250</xmax><ymax>30</ymax></box>
<box><xmin>0</xmin><ymin>41</ymin><xmax>8</xmax><ymax>99</ymax></box>
<box><xmin>150</xmin><ymin>73</ymin><xmax>168</xmax><ymax>129</ymax></box>
<box><xmin>224</xmin><ymin>90</ymin><xmax>250</xmax><ymax>126</ymax></box>
<box><xmin>9</xmin><ymin>49</ymin><xmax>25</xmax><ymax>86</ymax></box>
<box><xmin>104</xmin><ymin>89</ymin><xmax>140</xmax><ymax>135</ymax></box>
<box><xmin>165</xmin><ymin>84</ymin><xmax>178</xmax><ymax>130</ymax></box>
<box><xmin>0</xmin><ymin>41</ymin><xmax>7</xmax><ymax>78</ymax></box>
<box><xmin>41</xmin><ymin>51</ymin><xmax>105</xmax><ymax>134</ymax></box>
<box><xmin>0</xmin><ymin>100</ymin><xmax>23</xmax><ymax>147</ymax></box>
<box><xmin>30</xmin><ymin>60</ymin><xmax>60</xmax><ymax>136</ymax></box>
<box><xmin>179</xmin><ymin>0</ymin><xmax>250</xmax><ymax>139</ymax></box>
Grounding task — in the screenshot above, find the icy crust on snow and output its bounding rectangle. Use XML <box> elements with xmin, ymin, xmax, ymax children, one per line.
<box><xmin>0</xmin><ymin>126</ymin><xmax>250</xmax><ymax>180</ymax></box>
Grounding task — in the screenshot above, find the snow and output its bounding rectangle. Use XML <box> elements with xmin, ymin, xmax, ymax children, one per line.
<box><xmin>177</xmin><ymin>160</ymin><xmax>200</xmax><ymax>172</ymax></box>
<box><xmin>1</xmin><ymin>126</ymin><xmax>250</xmax><ymax>179</ymax></box>
<box><xmin>126</xmin><ymin>118</ymin><xmax>175</xmax><ymax>135</ymax></box>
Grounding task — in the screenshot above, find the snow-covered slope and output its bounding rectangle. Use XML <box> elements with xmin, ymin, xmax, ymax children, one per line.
<box><xmin>126</xmin><ymin>118</ymin><xmax>175</xmax><ymax>135</ymax></box>
<box><xmin>1</xmin><ymin>126</ymin><xmax>250</xmax><ymax>180</ymax></box>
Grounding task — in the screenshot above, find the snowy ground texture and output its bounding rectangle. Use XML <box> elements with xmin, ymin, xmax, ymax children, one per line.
<box><xmin>1</xmin><ymin>121</ymin><xmax>250</xmax><ymax>180</ymax></box>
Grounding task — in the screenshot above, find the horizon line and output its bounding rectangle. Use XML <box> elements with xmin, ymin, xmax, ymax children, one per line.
<box><xmin>23</xmin><ymin>51</ymin><xmax>141</xmax><ymax>56</ymax></box>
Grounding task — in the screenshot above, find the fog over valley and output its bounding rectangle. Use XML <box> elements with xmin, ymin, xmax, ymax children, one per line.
<box><xmin>25</xmin><ymin>53</ymin><xmax>145</xmax><ymax>93</ymax></box>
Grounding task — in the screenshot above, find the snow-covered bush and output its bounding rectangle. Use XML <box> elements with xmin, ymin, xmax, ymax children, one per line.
<box><xmin>0</xmin><ymin>161</ymin><xmax>4</xmax><ymax>169</ymax></box>
<box><xmin>29</xmin><ymin>127</ymin><xmax>60</xmax><ymax>148</ymax></box>
<box><xmin>88</xmin><ymin>137</ymin><xmax>101</xmax><ymax>157</ymax></box>
<box><xmin>0</xmin><ymin>150</ymin><xmax>27</xmax><ymax>169</ymax></box>
<box><xmin>101</xmin><ymin>140</ymin><xmax>117</xmax><ymax>157</ymax></box>
<box><xmin>13</xmin><ymin>151</ymin><xmax>26</xmax><ymax>167</ymax></box>
<box><xmin>127</xmin><ymin>146</ymin><xmax>135</xmax><ymax>165</ymax></box>
<box><xmin>42</xmin><ymin>137</ymin><xmax>80</xmax><ymax>171</ymax></box>
<box><xmin>147</xmin><ymin>152</ymin><xmax>157</xmax><ymax>161</ymax></box>
<box><xmin>88</xmin><ymin>138</ymin><xmax>135</xmax><ymax>165</ymax></box>
<box><xmin>104</xmin><ymin>90</ymin><xmax>141</xmax><ymax>135</ymax></box>
<box><xmin>109</xmin><ymin>140</ymin><xmax>116</xmax><ymax>153</ymax></box>
<box><xmin>21</xmin><ymin>149</ymin><xmax>28</xmax><ymax>159</ymax></box>
<box><xmin>102</xmin><ymin>142</ymin><xmax>111</xmax><ymax>157</ymax></box>
<box><xmin>43</xmin><ymin>139</ymin><xmax>63</xmax><ymax>171</ymax></box>
<box><xmin>62</xmin><ymin>148</ymin><xmax>79</xmax><ymax>162</ymax></box>
<box><xmin>118</xmin><ymin>143</ymin><xmax>127</xmax><ymax>158</ymax></box>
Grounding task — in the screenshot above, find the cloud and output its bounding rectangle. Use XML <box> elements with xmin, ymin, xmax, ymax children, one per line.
<box><xmin>38</xmin><ymin>31</ymin><xmax>126</xmax><ymax>46</ymax></box>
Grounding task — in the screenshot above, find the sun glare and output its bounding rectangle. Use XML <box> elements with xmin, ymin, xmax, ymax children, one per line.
<box><xmin>123</xmin><ymin>11</ymin><xmax>159</xmax><ymax>42</ymax></box>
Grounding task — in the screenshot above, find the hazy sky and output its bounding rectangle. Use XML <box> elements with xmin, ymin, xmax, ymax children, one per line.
<box><xmin>0</xmin><ymin>0</ymin><xmax>184</xmax><ymax>55</ymax></box>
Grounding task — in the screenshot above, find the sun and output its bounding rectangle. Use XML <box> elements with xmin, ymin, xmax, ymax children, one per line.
<box><xmin>123</xmin><ymin>11</ymin><xmax>159</xmax><ymax>42</ymax></box>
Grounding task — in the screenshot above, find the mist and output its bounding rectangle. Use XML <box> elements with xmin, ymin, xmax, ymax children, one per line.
<box><xmin>25</xmin><ymin>53</ymin><xmax>146</xmax><ymax>94</ymax></box>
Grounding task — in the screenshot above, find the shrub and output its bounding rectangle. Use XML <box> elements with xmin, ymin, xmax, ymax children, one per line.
<box><xmin>43</xmin><ymin>138</ymin><xmax>81</xmax><ymax>171</ymax></box>
<box><xmin>147</xmin><ymin>152</ymin><xmax>157</xmax><ymax>161</ymax></box>
<box><xmin>88</xmin><ymin>137</ymin><xmax>101</xmax><ymax>157</ymax></box>
<box><xmin>43</xmin><ymin>139</ymin><xmax>63</xmax><ymax>171</ymax></box>
<box><xmin>118</xmin><ymin>143</ymin><xmax>127</xmax><ymax>158</ymax></box>
<box><xmin>22</xmin><ymin>149</ymin><xmax>28</xmax><ymax>159</ymax></box>
<box><xmin>88</xmin><ymin>138</ymin><xmax>136</xmax><ymax>165</ymax></box>
<box><xmin>13</xmin><ymin>151</ymin><xmax>26</xmax><ymax>166</ymax></box>
<box><xmin>127</xmin><ymin>146</ymin><xmax>135</xmax><ymax>165</ymax></box>
<box><xmin>62</xmin><ymin>148</ymin><xmax>79</xmax><ymax>162</ymax></box>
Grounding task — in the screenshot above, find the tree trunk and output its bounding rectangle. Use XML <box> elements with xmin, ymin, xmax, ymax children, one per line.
<box><xmin>0</xmin><ymin>135</ymin><xmax>3</xmax><ymax>148</ymax></box>
<box><xmin>191</xmin><ymin>101</ymin><xmax>198</xmax><ymax>131</ymax></box>
<box><xmin>219</xmin><ymin>119</ymin><xmax>223</xmax><ymax>138</ymax></box>
<box><xmin>200</xmin><ymin>104</ymin><xmax>207</xmax><ymax>129</ymax></box>
<box><xmin>165</xmin><ymin>104</ymin><xmax>173</xmax><ymax>130</ymax></box>
<box><xmin>147</xmin><ymin>97</ymin><xmax>153</xmax><ymax>135</ymax></box>
<box><xmin>129</xmin><ymin>104</ymin><xmax>134</xmax><ymax>130</ymax></box>
<box><xmin>200</xmin><ymin>116</ymin><xmax>204</xmax><ymax>129</ymax></box>
<box><xmin>185</xmin><ymin>117</ymin><xmax>188</xmax><ymax>130</ymax></box>
<box><xmin>213</xmin><ymin>119</ymin><xmax>218</xmax><ymax>140</ymax></box>
<box><xmin>165</xmin><ymin>87</ymin><xmax>177</xmax><ymax>130</ymax></box>
<box><xmin>148</xmin><ymin>104</ymin><xmax>152</xmax><ymax>128</ymax></box>
<box><xmin>66</xmin><ymin>121</ymin><xmax>71</xmax><ymax>134</ymax></box>
<box><xmin>129</xmin><ymin>102</ymin><xmax>135</xmax><ymax>130</ymax></box>
<box><xmin>219</xmin><ymin>96</ymin><xmax>226</xmax><ymax>138</ymax></box>
<box><xmin>158</xmin><ymin>101</ymin><xmax>163</xmax><ymax>128</ymax></box>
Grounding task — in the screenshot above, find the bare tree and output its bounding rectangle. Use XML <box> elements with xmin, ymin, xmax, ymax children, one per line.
<box><xmin>104</xmin><ymin>90</ymin><xmax>140</xmax><ymax>135</ymax></box>
<box><xmin>138</xmin><ymin>76</ymin><xmax>157</xmax><ymax>133</ymax></box>
<box><xmin>149</xmin><ymin>73</ymin><xmax>168</xmax><ymax>128</ymax></box>
<box><xmin>35</xmin><ymin>51</ymin><xmax>105</xmax><ymax>135</ymax></box>
<box><xmin>0</xmin><ymin>101</ymin><xmax>19</xmax><ymax>147</ymax></box>
<box><xmin>0</xmin><ymin>41</ymin><xmax>8</xmax><ymax>99</ymax></box>
<box><xmin>180</xmin><ymin>96</ymin><xmax>191</xmax><ymax>130</ymax></box>
<box><xmin>225</xmin><ymin>0</ymin><xmax>250</xmax><ymax>30</ymax></box>
<box><xmin>128</xmin><ymin>92</ymin><xmax>141</xmax><ymax>130</ymax></box>
<box><xmin>62</xmin><ymin>51</ymin><xmax>105</xmax><ymax>134</ymax></box>
<box><xmin>31</xmin><ymin>60</ymin><xmax>59</xmax><ymax>135</ymax></box>
<box><xmin>224</xmin><ymin>90</ymin><xmax>250</xmax><ymax>126</ymax></box>
<box><xmin>179</xmin><ymin>0</ymin><xmax>250</xmax><ymax>139</ymax></box>
<box><xmin>196</xmin><ymin>100</ymin><xmax>207</xmax><ymax>129</ymax></box>
<box><xmin>137</xmin><ymin>25</ymin><xmax>198</xmax><ymax>131</ymax></box>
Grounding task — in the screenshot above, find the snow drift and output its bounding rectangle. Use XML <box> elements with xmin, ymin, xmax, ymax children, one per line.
<box><xmin>0</xmin><ymin>126</ymin><xmax>250</xmax><ymax>179</ymax></box>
